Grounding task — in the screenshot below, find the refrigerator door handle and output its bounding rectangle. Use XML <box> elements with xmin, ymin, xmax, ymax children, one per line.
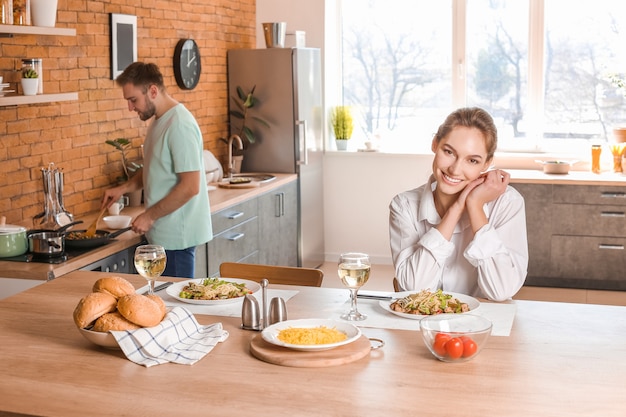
<box><xmin>296</xmin><ymin>120</ymin><xmax>308</xmax><ymax>165</ymax></box>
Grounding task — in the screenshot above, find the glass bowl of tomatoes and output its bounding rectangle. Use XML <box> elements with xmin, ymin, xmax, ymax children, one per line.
<box><xmin>419</xmin><ymin>314</ymin><xmax>492</xmax><ymax>362</ymax></box>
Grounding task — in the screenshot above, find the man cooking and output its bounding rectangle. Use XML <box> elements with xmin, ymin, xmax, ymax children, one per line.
<box><xmin>101</xmin><ymin>62</ymin><xmax>212</xmax><ymax>278</ymax></box>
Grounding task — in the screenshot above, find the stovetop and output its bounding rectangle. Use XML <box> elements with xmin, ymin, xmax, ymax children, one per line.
<box><xmin>1</xmin><ymin>248</ymin><xmax>92</xmax><ymax>264</ymax></box>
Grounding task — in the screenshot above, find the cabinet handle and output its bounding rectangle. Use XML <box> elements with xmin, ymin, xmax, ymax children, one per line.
<box><xmin>280</xmin><ymin>192</ymin><xmax>285</xmax><ymax>217</ymax></box>
<box><xmin>274</xmin><ymin>192</ymin><xmax>285</xmax><ymax>217</ymax></box>
<box><xmin>600</xmin><ymin>211</ymin><xmax>625</xmax><ymax>217</ymax></box>
<box><xmin>296</xmin><ymin>120</ymin><xmax>308</xmax><ymax>166</ymax></box>
<box><xmin>601</xmin><ymin>192</ymin><xmax>626</xmax><ymax>199</ymax></box>
<box><xmin>598</xmin><ymin>244</ymin><xmax>624</xmax><ymax>250</ymax></box>
<box><xmin>228</xmin><ymin>211</ymin><xmax>244</xmax><ymax>219</ymax></box>
<box><xmin>227</xmin><ymin>233</ymin><xmax>245</xmax><ymax>241</ymax></box>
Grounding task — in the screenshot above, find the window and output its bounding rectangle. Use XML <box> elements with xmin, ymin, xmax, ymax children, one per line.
<box><xmin>340</xmin><ymin>0</ymin><xmax>626</xmax><ymax>154</ymax></box>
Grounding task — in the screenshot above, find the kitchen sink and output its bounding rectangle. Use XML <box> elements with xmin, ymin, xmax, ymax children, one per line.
<box><xmin>230</xmin><ymin>173</ymin><xmax>276</xmax><ymax>183</ymax></box>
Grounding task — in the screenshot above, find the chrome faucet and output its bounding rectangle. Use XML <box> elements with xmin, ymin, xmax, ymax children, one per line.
<box><xmin>227</xmin><ymin>134</ymin><xmax>244</xmax><ymax>178</ymax></box>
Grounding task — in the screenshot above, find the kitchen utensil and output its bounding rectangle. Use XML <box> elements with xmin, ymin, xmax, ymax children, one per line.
<box><xmin>242</xmin><ymin>294</ymin><xmax>261</xmax><ymax>331</ymax></box>
<box><xmin>54</xmin><ymin>169</ymin><xmax>73</xmax><ymax>224</ymax></box>
<box><xmin>85</xmin><ymin>207</ymin><xmax>106</xmax><ymax>238</ymax></box>
<box><xmin>140</xmin><ymin>281</ymin><xmax>173</xmax><ymax>295</ymax></box>
<box><xmin>0</xmin><ymin>216</ymin><xmax>29</xmax><ymax>258</ymax></box>
<box><xmin>64</xmin><ymin>227</ymin><xmax>132</xmax><ymax>249</ymax></box>
<box><xmin>268</xmin><ymin>297</ymin><xmax>287</xmax><ymax>325</ymax></box>
<box><xmin>27</xmin><ymin>220</ymin><xmax>83</xmax><ymax>257</ymax></box>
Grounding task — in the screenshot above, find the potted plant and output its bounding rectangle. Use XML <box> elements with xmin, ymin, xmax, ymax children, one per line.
<box><xmin>331</xmin><ymin>106</ymin><xmax>354</xmax><ymax>150</ymax></box>
<box><xmin>105</xmin><ymin>138</ymin><xmax>143</xmax><ymax>206</ymax></box>
<box><xmin>21</xmin><ymin>68</ymin><xmax>39</xmax><ymax>96</ymax></box>
<box><xmin>221</xmin><ymin>85</ymin><xmax>270</xmax><ymax>173</ymax></box>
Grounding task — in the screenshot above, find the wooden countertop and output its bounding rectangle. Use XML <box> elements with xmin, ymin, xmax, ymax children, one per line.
<box><xmin>0</xmin><ymin>270</ymin><xmax>624</xmax><ymax>417</ymax></box>
<box><xmin>0</xmin><ymin>174</ymin><xmax>297</xmax><ymax>281</ymax></box>
<box><xmin>508</xmin><ymin>169</ymin><xmax>626</xmax><ymax>185</ymax></box>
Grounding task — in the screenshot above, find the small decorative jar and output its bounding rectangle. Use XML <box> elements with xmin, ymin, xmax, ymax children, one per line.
<box><xmin>13</xmin><ymin>0</ymin><xmax>30</xmax><ymax>25</ymax></box>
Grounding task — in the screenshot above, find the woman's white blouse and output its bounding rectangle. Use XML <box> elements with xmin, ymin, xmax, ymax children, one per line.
<box><xmin>389</xmin><ymin>176</ymin><xmax>529</xmax><ymax>301</ymax></box>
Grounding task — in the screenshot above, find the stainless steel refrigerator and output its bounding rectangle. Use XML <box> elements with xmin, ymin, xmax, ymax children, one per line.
<box><xmin>227</xmin><ymin>48</ymin><xmax>324</xmax><ymax>268</ymax></box>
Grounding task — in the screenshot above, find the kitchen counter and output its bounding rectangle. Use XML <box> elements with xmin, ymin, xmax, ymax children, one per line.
<box><xmin>508</xmin><ymin>169</ymin><xmax>626</xmax><ymax>185</ymax></box>
<box><xmin>0</xmin><ymin>270</ymin><xmax>624</xmax><ymax>416</ymax></box>
<box><xmin>0</xmin><ymin>173</ymin><xmax>297</xmax><ymax>281</ymax></box>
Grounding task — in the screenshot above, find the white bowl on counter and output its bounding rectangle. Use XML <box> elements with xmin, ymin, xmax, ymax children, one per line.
<box><xmin>102</xmin><ymin>215</ymin><xmax>132</xmax><ymax>229</ymax></box>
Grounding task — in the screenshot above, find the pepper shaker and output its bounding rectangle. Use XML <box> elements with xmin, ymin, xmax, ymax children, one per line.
<box><xmin>268</xmin><ymin>297</ymin><xmax>287</xmax><ymax>325</ymax></box>
<box><xmin>241</xmin><ymin>294</ymin><xmax>261</xmax><ymax>330</ymax></box>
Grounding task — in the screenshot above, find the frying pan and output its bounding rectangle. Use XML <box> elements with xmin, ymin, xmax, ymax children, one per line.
<box><xmin>64</xmin><ymin>227</ymin><xmax>132</xmax><ymax>249</ymax></box>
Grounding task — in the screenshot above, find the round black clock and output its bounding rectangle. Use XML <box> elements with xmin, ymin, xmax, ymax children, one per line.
<box><xmin>173</xmin><ymin>39</ymin><xmax>201</xmax><ymax>90</ymax></box>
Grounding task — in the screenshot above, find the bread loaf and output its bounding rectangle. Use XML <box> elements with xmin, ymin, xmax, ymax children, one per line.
<box><xmin>146</xmin><ymin>294</ymin><xmax>167</xmax><ymax>321</ymax></box>
<box><xmin>73</xmin><ymin>292</ymin><xmax>118</xmax><ymax>329</ymax></box>
<box><xmin>117</xmin><ymin>294</ymin><xmax>163</xmax><ymax>327</ymax></box>
<box><xmin>92</xmin><ymin>276</ymin><xmax>136</xmax><ymax>299</ymax></box>
<box><xmin>92</xmin><ymin>311</ymin><xmax>141</xmax><ymax>332</ymax></box>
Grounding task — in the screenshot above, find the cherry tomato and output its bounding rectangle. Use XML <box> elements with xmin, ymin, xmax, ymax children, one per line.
<box><xmin>432</xmin><ymin>332</ymin><xmax>451</xmax><ymax>356</ymax></box>
<box><xmin>461</xmin><ymin>336</ymin><xmax>478</xmax><ymax>357</ymax></box>
<box><xmin>444</xmin><ymin>337</ymin><xmax>463</xmax><ymax>359</ymax></box>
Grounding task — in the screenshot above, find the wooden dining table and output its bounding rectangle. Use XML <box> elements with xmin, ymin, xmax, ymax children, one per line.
<box><xmin>0</xmin><ymin>270</ymin><xmax>625</xmax><ymax>417</ymax></box>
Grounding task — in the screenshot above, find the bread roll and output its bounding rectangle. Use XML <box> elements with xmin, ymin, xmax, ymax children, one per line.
<box><xmin>92</xmin><ymin>276</ymin><xmax>136</xmax><ymax>299</ymax></box>
<box><xmin>117</xmin><ymin>294</ymin><xmax>163</xmax><ymax>327</ymax></box>
<box><xmin>73</xmin><ymin>292</ymin><xmax>118</xmax><ymax>329</ymax></box>
<box><xmin>146</xmin><ymin>294</ymin><xmax>167</xmax><ymax>321</ymax></box>
<box><xmin>92</xmin><ymin>311</ymin><xmax>141</xmax><ymax>332</ymax></box>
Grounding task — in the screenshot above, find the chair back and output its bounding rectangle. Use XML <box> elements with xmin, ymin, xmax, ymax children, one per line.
<box><xmin>219</xmin><ymin>262</ymin><xmax>324</xmax><ymax>287</ymax></box>
<box><xmin>393</xmin><ymin>277</ymin><xmax>401</xmax><ymax>292</ymax></box>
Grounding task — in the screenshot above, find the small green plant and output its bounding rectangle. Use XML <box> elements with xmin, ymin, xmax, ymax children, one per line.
<box><xmin>105</xmin><ymin>138</ymin><xmax>142</xmax><ymax>182</ymax></box>
<box><xmin>331</xmin><ymin>106</ymin><xmax>354</xmax><ymax>140</ymax></box>
<box><xmin>22</xmin><ymin>68</ymin><xmax>38</xmax><ymax>79</ymax></box>
<box><xmin>221</xmin><ymin>85</ymin><xmax>270</xmax><ymax>154</ymax></box>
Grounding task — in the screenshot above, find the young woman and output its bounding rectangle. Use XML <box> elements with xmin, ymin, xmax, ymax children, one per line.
<box><xmin>389</xmin><ymin>107</ymin><xmax>528</xmax><ymax>301</ymax></box>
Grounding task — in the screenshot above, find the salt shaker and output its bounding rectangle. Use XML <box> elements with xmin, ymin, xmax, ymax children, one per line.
<box><xmin>241</xmin><ymin>294</ymin><xmax>261</xmax><ymax>330</ymax></box>
<box><xmin>268</xmin><ymin>297</ymin><xmax>287</xmax><ymax>325</ymax></box>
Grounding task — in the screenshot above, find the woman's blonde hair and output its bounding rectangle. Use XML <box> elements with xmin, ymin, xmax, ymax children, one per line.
<box><xmin>433</xmin><ymin>107</ymin><xmax>498</xmax><ymax>160</ymax></box>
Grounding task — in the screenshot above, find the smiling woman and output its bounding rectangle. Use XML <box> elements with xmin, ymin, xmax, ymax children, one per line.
<box><xmin>389</xmin><ymin>107</ymin><xmax>529</xmax><ymax>302</ymax></box>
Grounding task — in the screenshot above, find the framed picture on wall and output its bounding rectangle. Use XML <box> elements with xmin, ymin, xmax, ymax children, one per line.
<box><xmin>110</xmin><ymin>13</ymin><xmax>137</xmax><ymax>80</ymax></box>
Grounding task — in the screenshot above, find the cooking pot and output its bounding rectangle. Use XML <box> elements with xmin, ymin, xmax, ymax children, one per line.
<box><xmin>535</xmin><ymin>160</ymin><xmax>578</xmax><ymax>175</ymax></box>
<box><xmin>27</xmin><ymin>221</ymin><xmax>84</xmax><ymax>257</ymax></box>
<box><xmin>0</xmin><ymin>217</ymin><xmax>28</xmax><ymax>258</ymax></box>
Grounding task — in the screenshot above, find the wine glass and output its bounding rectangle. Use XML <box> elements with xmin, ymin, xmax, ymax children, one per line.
<box><xmin>338</xmin><ymin>252</ymin><xmax>371</xmax><ymax>321</ymax></box>
<box><xmin>134</xmin><ymin>245</ymin><xmax>167</xmax><ymax>295</ymax></box>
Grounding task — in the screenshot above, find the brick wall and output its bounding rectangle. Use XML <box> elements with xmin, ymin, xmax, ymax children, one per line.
<box><xmin>0</xmin><ymin>0</ymin><xmax>255</xmax><ymax>225</ymax></box>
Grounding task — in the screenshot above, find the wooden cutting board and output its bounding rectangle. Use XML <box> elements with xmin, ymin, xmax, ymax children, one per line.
<box><xmin>249</xmin><ymin>334</ymin><xmax>371</xmax><ymax>367</ymax></box>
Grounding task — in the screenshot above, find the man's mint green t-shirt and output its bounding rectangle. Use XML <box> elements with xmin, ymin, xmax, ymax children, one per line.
<box><xmin>142</xmin><ymin>104</ymin><xmax>212</xmax><ymax>249</ymax></box>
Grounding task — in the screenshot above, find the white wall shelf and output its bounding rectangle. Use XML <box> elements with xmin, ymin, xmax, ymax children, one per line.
<box><xmin>0</xmin><ymin>24</ymin><xmax>76</xmax><ymax>36</ymax></box>
<box><xmin>0</xmin><ymin>93</ymin><xmax>79</xmax><ymax>107</ymax></box>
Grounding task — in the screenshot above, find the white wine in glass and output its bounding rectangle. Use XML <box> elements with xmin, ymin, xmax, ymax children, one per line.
<box><xmin>338</xmin><ymin>252</ymin><xmax>371</xmax><ymax>321</ymax></box>
<box><xmin>134</xmin><ymin>245</ymin><xmax>166</xmax><ymax>295</ymax></box>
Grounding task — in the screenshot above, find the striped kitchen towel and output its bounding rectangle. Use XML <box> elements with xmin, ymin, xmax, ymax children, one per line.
<box><xmin>111</xmin><ymin>307</ymin><xmax>229</xmax><ymax>367</ymax></box>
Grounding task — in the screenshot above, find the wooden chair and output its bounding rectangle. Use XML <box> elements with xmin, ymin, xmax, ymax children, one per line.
<box><xmin>393</xmin><ymin>277</ymin><xmax>401</xmax><ymax>292</ymax></box>
<box><xmin>219</xmin><ymin>262</ymin><xmax>324</xmax><ymax>287</ymax></box>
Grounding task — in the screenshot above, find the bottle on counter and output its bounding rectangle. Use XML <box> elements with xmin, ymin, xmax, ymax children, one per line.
<box><xmin>591</xmin><ymin>144</ymin><xmax>602</xmax><ymax>174</ymax></box>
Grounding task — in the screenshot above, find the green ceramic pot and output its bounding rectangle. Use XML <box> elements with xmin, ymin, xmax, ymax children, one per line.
<box><xmin>0</xmin><ymin>223</ymin><xmax>28</xmax><ymax>258</ymax></box>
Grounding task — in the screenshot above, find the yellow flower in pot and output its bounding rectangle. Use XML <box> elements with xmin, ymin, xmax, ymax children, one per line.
<box><xmin>331</xmin><ymin>106</ymin><xmax>354</xmax><ymax>150</ymax></box>
<box><xmin>21</xmin><ymin>68</ymin><xmax>39</xmax><ymax>96</ymax></box>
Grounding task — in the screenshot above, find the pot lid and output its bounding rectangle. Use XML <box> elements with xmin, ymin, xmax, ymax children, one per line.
<box><xmin>0</xmin><ymin>216</ymin><xmax>27</xmax><ymax>234</ymax></box>
<box><xmin>0</xmin><ymin>224</ymin><xmax>27</xmax><ymax>234</ymax></box>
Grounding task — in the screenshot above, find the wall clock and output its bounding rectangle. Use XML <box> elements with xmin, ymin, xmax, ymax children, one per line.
<box><xmin>173</xmin><ymin>39</ymin><xmax>201</xmax><ymax>90</ymax></box>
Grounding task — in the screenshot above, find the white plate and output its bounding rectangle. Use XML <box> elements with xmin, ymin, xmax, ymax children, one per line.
<box><xmin>262</xmin><ymin>318</ymin><xmax>361</xmax><ymax>351</ymax></box>
<box><xmin>165</xmin><ymin>277</ymin><xmax>261</xmax><ymax>305</ymax></box>
<box><xmin>379</xmin><ymin>291</ymin><xmax>480</xmax><ymax>320</ymax></box>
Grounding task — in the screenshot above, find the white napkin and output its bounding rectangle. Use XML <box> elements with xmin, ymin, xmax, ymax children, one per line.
<box><xmin>111</xmin><ymin>307</ymin><xmax>229</xmax><ymax>368</ymax></box>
